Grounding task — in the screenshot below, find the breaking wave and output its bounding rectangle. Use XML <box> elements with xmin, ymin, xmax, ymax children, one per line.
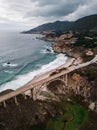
<box><xmin>0</xmin><ymin>54</ymin><xmax>67</xmax><ymax>92</ymax></box>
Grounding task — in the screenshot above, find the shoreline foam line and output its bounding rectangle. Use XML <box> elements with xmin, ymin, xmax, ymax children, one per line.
<box><xmin>0</xmin><ymin>54</ymin><xmax>67</xmax><ymax>92</ymax></box>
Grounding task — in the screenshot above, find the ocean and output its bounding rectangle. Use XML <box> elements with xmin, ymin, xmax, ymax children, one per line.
<box><xmin>0</xmin><ymin>31</ymin><xmax>67</xmax><ymax>92</ymax></box>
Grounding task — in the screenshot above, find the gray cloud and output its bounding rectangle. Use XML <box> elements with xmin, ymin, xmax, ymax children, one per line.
<box><xmin>31</xmin><ymin>0</ymin><xmax>59</xmax><ymax>6</ymax></box>
<box><xmin>0</xmin><ymin>0</ymin><xmax>97</xmax><ymax>30</ymax></box>
<box><xmin>63</xmin><ymin>0</ymin><xmax>97</xmax><ymax>21</ymax></box>
<box><xmin>28</xmin><ymin>0</ymin><xmax>86</xmax><ymax>17</ymax></box>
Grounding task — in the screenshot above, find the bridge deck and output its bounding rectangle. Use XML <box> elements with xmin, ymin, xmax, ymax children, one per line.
<box><xmin>0</xmin><ymin>67</ymin><xmax>72</xmax><ymax>103</ymax></box>
<box><xmin>0</xmin><ymin>55</ymin><xmax>97</xmax><ymax>104</ymax></box>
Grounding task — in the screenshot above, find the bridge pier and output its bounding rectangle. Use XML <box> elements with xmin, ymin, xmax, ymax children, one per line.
<box><xmin>14</xmin><ymin>96</ymin><xmax>19</xmax><ymax>106</ymax></box>
<box><xmin>24</xmin><ymin>94</ymin><xmax>27</xmax><ymax>100</ymax></box>
<box><xmin>65</xmin><ymin>74</ymin><xmax>68</xmax><ymax>86</ymax></box>
<box><xmin>62</xmin><ymin>75</ymin><xmax>65</xmax><ymax>81</ymax></box>
<box><xmin>3</xmin><ymin>101</ymin><xmax>6</xmax><ymax>108</ymax></box>
<box><xmin>30</xmin><ymin>89</ymin><xmax>33</xmax><ymax>99</ymax></box>
<box><xmin>59</xmin><ymin>76</ymin><xmax>63</xmax><ymax>80</ymax></box>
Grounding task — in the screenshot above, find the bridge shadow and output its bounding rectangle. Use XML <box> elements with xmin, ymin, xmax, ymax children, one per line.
<box><xmin>46</xmin><ymin>79</ymin><xmax>66</xmax><ymax>95</ymax></box>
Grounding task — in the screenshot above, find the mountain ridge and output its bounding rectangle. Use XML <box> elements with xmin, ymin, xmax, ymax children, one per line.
<box><xmin>23</xmin><ymin>14</ymin><xmax>97</xmax><ymax>33</ymax></box>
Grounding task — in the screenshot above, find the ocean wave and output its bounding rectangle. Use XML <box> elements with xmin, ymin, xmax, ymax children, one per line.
<box><xmin>40</xmin><ymin>46</ymin><xmax>54</xmax><ymax>54</ymax></box>
<box><xmin>35</xmin><ymin>64</ymin><xmax>42</xmax><ymax>67</ymax></box>
<box><xmin>2</xmin><ymin>62</ymin><xmax>18</xmax><ymax>67</ymax></box>
<box><xmin>0</xmin><ymin>54</ymin><xmax>67</xmax><ymax>92</ymax></box>
<box><xmin>4</xmin><ymin>70</ymin><xmax>13</xmax><ymax>74</ymax></box>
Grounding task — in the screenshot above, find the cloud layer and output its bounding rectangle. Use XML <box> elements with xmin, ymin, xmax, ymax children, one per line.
<box><xmin>0</xmin><ymin>0</ymin><xmax>97</xmax><ymax>30</ymax></box>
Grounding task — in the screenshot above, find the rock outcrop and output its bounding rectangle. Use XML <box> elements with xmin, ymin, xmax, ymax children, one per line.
<box><xmin>31</xmin><ymin>63</ymin><xmax>97</xmax><ymax>112</ymax></box>
<box><xmin>0</xmin><ymin>94</ymin><xmax>64</xmax><ymax>130</ymax></box>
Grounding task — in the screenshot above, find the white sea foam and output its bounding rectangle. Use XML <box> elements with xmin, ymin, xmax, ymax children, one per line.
<box><xmin>40</xmin><ymin>46</ymin><xmax>54</xmax><ymax>54</ymax></box>
<box><xmin>36</xmin><ymin>64</ymin><xmax>42</xmax><ymax>67</ymax></box>
<box><xmin>0</xmin><ymin>54</ymin><xmax>67</xmax><ymax>92</ymax></box>
<box><xmin>4</xmin><ymin>70</ymin><xmax>13</xmax><ymax>74</ymax></box>
<box><xmin>3</xmin><ymin>62</ymin><xmax>18</xmax><ymax>67</ymax></box>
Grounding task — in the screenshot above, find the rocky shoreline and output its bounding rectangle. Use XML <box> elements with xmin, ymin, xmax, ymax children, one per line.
<box><xmin>40</xmin><ymin>31</ymin><xmax>97</xmax><ymax>63</ymax></box>
<box><xmin>1</xmin><ymin>32</ymin><xmax>97</xmax><ymax>130</ymax></box>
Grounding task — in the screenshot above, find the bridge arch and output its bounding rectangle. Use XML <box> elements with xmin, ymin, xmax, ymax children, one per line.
<box><xmin>46</xmin><ymin>78</ymin><xmax>67</xmax><ymax>94</ymax></box>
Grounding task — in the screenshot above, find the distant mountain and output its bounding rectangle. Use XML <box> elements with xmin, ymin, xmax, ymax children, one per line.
<box><xmin>23</xmin><ymin>14</ymin><xmax>97</xmax><ymax>33</ymax></box>
<box><xmin>72</xmin><ymin>14</ymin><xmax>97</xmax><ymax>31</ymax></box>
<box><xmin>23</xmin><ymin>21</ymin><xmax>73</xmax><ymax>33</ymax></box>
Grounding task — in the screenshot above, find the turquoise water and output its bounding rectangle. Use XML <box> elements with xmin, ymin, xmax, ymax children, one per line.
<box><xmin>0</xmin><ymin>31</ymin><xmax>67</xmax><ymax>92</ymax></box>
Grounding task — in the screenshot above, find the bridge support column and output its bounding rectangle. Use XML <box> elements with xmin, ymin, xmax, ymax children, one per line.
<box><xmin>14</xmin><ymin>96</ymin><xmax>19</xmax><ymax>106</ymax></box>
<box><xmin>62</xmin><ymin>75</ymin><xmax>65</xmax><ymax>81</ymax></box>
<box><xmin>24</xmin><ymin>94</ymin><xmax>27</xmax><ymax>100</ymax></box>
<box><xmin>30</xmin><ymin>89</ymin><xmax>33</xmax><ymax>99</ymax></box>
<box><xmin>59</xmin><ymin>75</ymin><xmax>65</xmax><ymax>81</ymax></box>
<box><xmin>3</xmin><ymin>101</ymin><xmax>6</xmax><ymax>108</ymax></box>
<box><xmin>65</xmin><ymin>74</ymin><xmax>68</xmax><ymax>86</ymax></box>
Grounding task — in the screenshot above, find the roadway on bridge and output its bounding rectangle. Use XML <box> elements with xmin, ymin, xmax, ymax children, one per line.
<box><xmin>0</xmin><ymin>55</ymin><xmax>97</xmax><ymax>104</ymax></box>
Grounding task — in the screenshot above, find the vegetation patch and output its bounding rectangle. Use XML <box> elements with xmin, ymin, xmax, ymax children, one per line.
<box><xmin>45</xmin><ymin>101</ymin><xmax>88</xmax><ymax>130</ymax></box>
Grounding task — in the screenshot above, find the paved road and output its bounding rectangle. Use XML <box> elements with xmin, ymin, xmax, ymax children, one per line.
<box><xmin>0</xmin><ymin>55</ymin><xmax>97</xmax><ymax>103</ymax></box>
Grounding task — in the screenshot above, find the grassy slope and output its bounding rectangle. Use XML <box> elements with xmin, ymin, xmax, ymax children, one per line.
<box><xmin>45</xmin><ymin>102</ymin><xmax>88</xmax><ymax>130</ymax></box>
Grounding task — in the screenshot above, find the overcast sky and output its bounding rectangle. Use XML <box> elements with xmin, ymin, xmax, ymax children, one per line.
<box><xmin>0</xmin><ymin>0</ymin><xmax>97</xmax><ymax>30</ymax></box>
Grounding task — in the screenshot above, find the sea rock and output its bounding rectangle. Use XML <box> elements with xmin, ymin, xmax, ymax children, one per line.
<box><xmin>7</xmin><ymin>62</ymin><xmax>10</xmax><ymax>64</ymax></box>
<box><xmin>47</xmin><ymin>48</ymin><xmax>51</xmax><ymax>52</ymax></box>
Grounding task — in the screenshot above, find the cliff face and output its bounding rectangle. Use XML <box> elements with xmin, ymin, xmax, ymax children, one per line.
<box><xmin>32</xmin><ymin>64</ymin><xmax>97</xmax><ymax>111</ymax></box>
<box><xmin>53</xmin><ymin>43</ymin><xmax>82</xmax><ymax>58</ymax></box>
<box><xmin>38</xmin><ymin>74</ymin><xmax>87</xmax><ymax>99</ymax></box>
<box><xmin>52</xmin><ymin>32</ymin><xmax>97</xmax><ymax>62</ymax></box>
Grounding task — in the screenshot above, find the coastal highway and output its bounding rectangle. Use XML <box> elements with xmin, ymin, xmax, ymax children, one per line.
<box><xmin>0</xmin><ymin>55</ymin><xmax>97</xmax><ymax>104</ymax></box>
